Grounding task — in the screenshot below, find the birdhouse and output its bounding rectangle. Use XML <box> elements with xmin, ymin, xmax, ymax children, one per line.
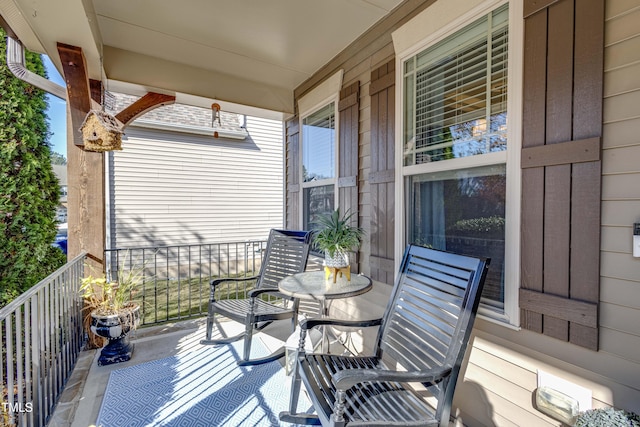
<box><xmin>79</xmin><ymin>110</ymin><xmax>124</xmax><ymax>152</ymax></box>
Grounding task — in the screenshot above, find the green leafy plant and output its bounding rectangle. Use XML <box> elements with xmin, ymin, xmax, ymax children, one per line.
<box><xmin>574</xmin><ymin>408</ymin><xmax>640</xmax><ymax>427</ymax></box>
<box><xmin>312</xmin><ymin>209</ymin><xmax>365</xmax><ymax>257</ymax></box>
<box><xmin>79</xmin><ymin>258</ymin><xmax>145</xmax><ymax>347</ymax></box>
<box><xmin>80</xmin><ymin>269</ymin><xmax>141</xmax><ymax>316</ymax></box>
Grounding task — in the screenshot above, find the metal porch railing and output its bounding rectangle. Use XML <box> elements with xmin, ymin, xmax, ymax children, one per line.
<box><xmin>104</xmin><ymin>240</ymin><xmax>267</xmax><ymax>326</ymax></box>
<box><xmin>1</xmin><ymin>252</ymin><xmax>86</xmax><ymax>427</ymax></box>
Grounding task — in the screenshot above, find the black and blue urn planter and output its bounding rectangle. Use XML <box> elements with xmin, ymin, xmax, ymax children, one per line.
<box><xmin>91</xmin><ymin>304</ymin><xmax>141</xmax><ymax>366</ymax></box>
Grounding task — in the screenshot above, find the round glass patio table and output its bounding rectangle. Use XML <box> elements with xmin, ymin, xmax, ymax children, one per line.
<box><xmin>279</xmin><ymin>271</ymin><xmax>372</xmax><ymax>354</ymax></box>
<box><xmin>278</xmin><ymin>270</ymin><xmax>372</xmax><ymax>314</ymax></box>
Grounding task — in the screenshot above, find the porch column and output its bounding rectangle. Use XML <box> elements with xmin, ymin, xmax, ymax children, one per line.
<box><xmin>59</xmin><ymin>43</ymin><xmax>105</xmax><ymax>272</ymax></box>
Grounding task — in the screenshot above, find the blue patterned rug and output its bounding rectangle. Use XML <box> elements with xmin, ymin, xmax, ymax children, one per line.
<box><xmin>96</xmin><ymin>340</ymin><xmax>312</xmax><ymax>426</ymax></box>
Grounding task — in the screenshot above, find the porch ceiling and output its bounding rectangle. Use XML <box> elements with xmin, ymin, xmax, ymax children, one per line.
<box><xmin>0</xmin><ymin>0</ymin><xmax>405</xmax><ymax>116</ymax></box>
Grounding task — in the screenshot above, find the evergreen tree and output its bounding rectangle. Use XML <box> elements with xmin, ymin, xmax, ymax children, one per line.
<box><xmin>0</xmin><ymin>29</ymin><xmax>66</xmax><ymax>307</ymax></box>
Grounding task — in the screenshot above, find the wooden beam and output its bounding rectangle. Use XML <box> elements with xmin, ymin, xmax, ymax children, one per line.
<box><xmin>57</xmin><ymin>43</ymin><xmax>105</xmax><ymax>272</ymax></box>
<box><xmin>57</xmin><ymin>43</ymin><xmax>92</xmax><ymax>147</ymax></box>
<box><xmin>90</xmin><ymin>79</ymin><xmax>103</xmax><ymax>105</ymax></box>
<box><xmin>116</xmin><ymin>92</ymin><xmax>176</xmax><ymax>126</ymax></box>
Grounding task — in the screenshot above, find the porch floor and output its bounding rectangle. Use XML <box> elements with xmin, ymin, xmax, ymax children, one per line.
<box><xmin>48</xmin><ymin>317</ymin><xmax>294</xmax><ymax>427</ymax></box>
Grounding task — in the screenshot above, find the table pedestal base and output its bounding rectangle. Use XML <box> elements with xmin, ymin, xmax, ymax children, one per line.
<box><xmin>324</xmin><ymin>265</ymin><xmax>351</xmax><ymax>283</ymax></box>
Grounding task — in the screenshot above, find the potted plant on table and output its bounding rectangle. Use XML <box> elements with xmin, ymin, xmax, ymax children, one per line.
<box><xmin>313</xmin><ymin>209</ymin><xmax>365</xmax><ymax>282</ymax></box>
<box><xmin>80</xmin><ymin>264</ymin><xmax>143</xmax><ymax>366</ymax></box>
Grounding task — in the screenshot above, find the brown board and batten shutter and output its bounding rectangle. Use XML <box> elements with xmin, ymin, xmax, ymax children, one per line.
<box><xmin>369</xmin><ymin>60</ymin><xmax>395</xmax><ymax>285</ymax></box>
<box><xmin>338</xmin><ymin>81</ymin><xmax>361</xmax><ymax>273</ymax></box>
<box><xmin>520</xmin><ymin>0</ymin><xmax>604</xmax><ymax>350</ymax></box>
<box><xmin>286</xmin><ymin>118</ymin><xmax>301</xmax><ymax>230</ymax></box>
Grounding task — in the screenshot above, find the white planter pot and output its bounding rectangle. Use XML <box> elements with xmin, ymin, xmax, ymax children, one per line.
<box><xmin>324</xmin><ymin>251</ymin><xmax>349</xmax><ymax>268</ymax></box>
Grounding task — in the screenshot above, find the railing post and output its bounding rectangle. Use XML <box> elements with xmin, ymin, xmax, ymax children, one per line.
<box><xmin>24</xmin><ymin>300</ymin><xmax>33</xmax><ymax>426</ymax></box>
<box><xmin>43</xmin><ymin>278</ymin><xmax>51</xmax><ymax>420</ymax></box>
<box><xmin>15</xmin><ymin>307</ymin><xmax>24</xmax><ymax>426</ymax></box>
<box><xmin>32</xmin><ymin>294</ymin><xmax>41</xmax><ymax>426</ymax></box>
<box><xmin>5</xmin><ymin>314</ymin><xmax>15</xmax><ymax>426</ymax></box>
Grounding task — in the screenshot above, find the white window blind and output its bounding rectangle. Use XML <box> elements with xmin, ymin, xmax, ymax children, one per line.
<box><xmin>404</xmin><ymin>4</ymin><xmax>509</xmax><ymax>166</ymax></box>
<box><xmin>302</xmin><ymin>103</ymin><xmax>336</xmax><ymax>182</ymax></box>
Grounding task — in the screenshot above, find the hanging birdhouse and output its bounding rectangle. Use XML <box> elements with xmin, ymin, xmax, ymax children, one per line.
<box><xmin>79</xmin><ymin>110</ymin><xmax>124</xmax><ymax>152</ymax></box>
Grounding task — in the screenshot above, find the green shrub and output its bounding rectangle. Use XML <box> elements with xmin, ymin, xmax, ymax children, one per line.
<box><xmin>0</xmin><ymin>28</ymin><xmax>66</xmax><ymax>308</ymax></box>
<box><xmin>448</xmin><ymin>215</ymin><xmax>505</xmax><ymax>235</ymax></box>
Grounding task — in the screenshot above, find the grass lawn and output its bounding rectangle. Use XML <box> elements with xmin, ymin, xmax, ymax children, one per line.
<box><xmin>136</xmin><ymin>272</ymin><xmax>259</xmax><ymax>325</ymax></box>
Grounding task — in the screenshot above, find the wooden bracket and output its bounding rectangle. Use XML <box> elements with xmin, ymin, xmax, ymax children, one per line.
<box><xmin>115</xmin><ymin>92</ymin><xmax>176</xmax><ymax>126</ymax></box>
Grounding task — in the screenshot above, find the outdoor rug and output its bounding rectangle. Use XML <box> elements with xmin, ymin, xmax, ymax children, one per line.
<box><xmin>96</xmin><ymin>340</ymin><xmax>312</xmax><ymax>426</ymax></box>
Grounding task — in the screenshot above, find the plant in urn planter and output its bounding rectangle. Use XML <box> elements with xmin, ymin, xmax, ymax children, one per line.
<box><xmin>313</xmin><ymin>209</ymin><xmax>365</xmax><ymax>283</ymax></box>
<box><xmin>80</xmin><ymin>262</ymin><xmax>144</xmax><ymax>366</ymax></box>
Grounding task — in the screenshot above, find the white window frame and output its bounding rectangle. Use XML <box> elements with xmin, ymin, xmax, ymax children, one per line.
<box><xmin>393</xmin><ymin>0</ymin><xmax>523</xmax><ymax>327</ymax></box>
<box><xmin>297</xmin><ymin>70</ymin><xmax>343</xmax><ymax>229</ymax></box>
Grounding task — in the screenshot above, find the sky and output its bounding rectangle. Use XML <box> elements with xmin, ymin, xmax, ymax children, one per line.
<box><xmin>43</xmin><ymin>55</ymin><xmax>68</xmax><ymax>158</ymax></box>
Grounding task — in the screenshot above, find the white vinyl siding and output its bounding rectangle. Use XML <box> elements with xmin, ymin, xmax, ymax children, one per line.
<box><xmin>109</xmin><ymin>116</ymin><xmax>283</xmax><ymax>247</ymax></box>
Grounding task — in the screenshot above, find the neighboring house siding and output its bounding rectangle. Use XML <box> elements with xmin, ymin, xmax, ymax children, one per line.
<box><xmin>109</xmin><ymin>115</ymin><xmax>283</xmax><ymax>248</ymax></box>
<box><xmin>291</xmin><ymin>0</ymin><xmax>640</xmax><ymax>425</ymax></box>
<box><xmin>52</xmin><ymin>164</ymin><xmax>68</xmax><ymax>222</ymax></box>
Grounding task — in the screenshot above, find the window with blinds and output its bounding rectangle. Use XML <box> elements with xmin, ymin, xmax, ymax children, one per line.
<box><xmin>302</xmin><ymin>103</ymin><xmax>336</xmax><ymax>182</ymax></box>
<box><xmin>402</xmin><ymin>3</ymin><xmax>512</xmax><ymax>318</ymax></box>
<box><xmin>301</xmin><ymin>102</ymin><xmax>337</xmax><ymax>233</ymax></box>
<box><xmin>403</xmin><ymin>4</ymin><xmax>509</xmax><ymax>166</ymax></box>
